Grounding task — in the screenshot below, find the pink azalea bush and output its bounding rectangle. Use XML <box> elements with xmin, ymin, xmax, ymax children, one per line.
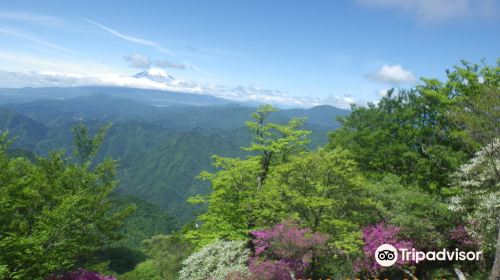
<box><xmin>450</xmin><ymin>225</ymin><xmax>478</xmax><ymax>249</ymax></box>
<box><xmin>249</xmin><ymin>222</ymin><xmax>328</xmax><ymax>280</ymax></box>
<box><xmin>46</xmin><ymin>269</ymin><xmax>117</xmax><ymax>280</ymax></box>
<box><xmin>354</xmin><ymin>222</ymin><xmax>414</xmax><ymax>276</ymax></box>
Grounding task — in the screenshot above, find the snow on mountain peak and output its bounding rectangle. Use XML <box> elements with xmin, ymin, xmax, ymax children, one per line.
<box><xmin>147</xmin><ymin>68</ymin><xmax>168</xmax><ymax>77</ymax></box>
<box><xmin>133</xmin><ymin>68</ymin><xmax>175</xmax><ymax>83</ymax></box>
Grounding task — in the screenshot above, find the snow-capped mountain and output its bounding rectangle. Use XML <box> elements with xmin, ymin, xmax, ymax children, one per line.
<box><xmin>133</xmin><ymin>68</ymin><xmax>175</xmax><ymax>83</ymax></box>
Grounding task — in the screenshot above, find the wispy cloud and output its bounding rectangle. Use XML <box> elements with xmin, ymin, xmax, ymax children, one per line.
<box><xmin>0</xmin><ymin>10</ymin><xmax>60</xmax><ymax>23</ymax></box>
<box><xmin>124</xmin><ymin>53</ymin><xmax>187</xmax><ymax>70</ymax></box>
<box><xmin>155</xmin><ymin>59</ymin><xmax>186</xmax><ymax>69</ymax></box>
<box><xmin>367</xmin><ymin>64</ymin><xmax>416</xmax><ymax>84</ymax></box>
<box><xmin>0</xmin><ymin>28</ymin><xmax>79</xmax><ymax>55</ymax></box>
<box><xmin>0</xmin><ymin>51</ymin><xmax>114</xmax><ymax>74</ymax></box>
<box><xmin>357</xmin><ymin>0</ymin><xmax>499</xmax><ymax>23</ymax></box>
<box><xmin>124</xmin><ymin>53</ymin><xmax>152</xmax><ymax>69</ymax></box>
<box><xmin>82</xmin><ymin>17</ymin><xmax>174</xmax><ymax>55</ymax></box>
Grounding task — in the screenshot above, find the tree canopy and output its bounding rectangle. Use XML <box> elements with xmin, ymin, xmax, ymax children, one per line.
<box><xmin>0</xmin><ymin>125</ymin><xmax>133</xmax><ymax>280</ymax></box>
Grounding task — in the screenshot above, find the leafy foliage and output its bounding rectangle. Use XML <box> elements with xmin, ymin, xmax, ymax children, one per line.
<box><xmin>0</xmin><ymin>96</ymin><xmax>345</xmax><ymax>222</ymax></box>
<box><xmin>324</xmin><ymin>60</ymin><xmax>499</xmax><ymax>278</ymax></box>
<box><xmin>268</xmin><ymin>148</ymin><xmax>370</xmax><ymax>248</ymax></box>
<box><xmin>178</xmin><ymin>240</ymin><xmax>250</xmax><ymax>280</ymax></box>
<box><xmin>447</xmin><ymin>85</ymin><xmax>500</xmax><ymax>150</ymax></box>
<box><xmin>329</xmin><ymin>61</ymin><xmax>498</xmax><ymax>193</ymax></box>
<box><xmin>141</xmin><ymin>234</ymin><xmax>193</xmax><ymax>279</ymax></box>
<box><xmin>111</xmin><ymin>195</ymin><xmax>177</xmax><ymax>248</ymax></box>
<box><xmin>243</xmin><ymin>104</ymin><xmax>310</xmax><ymax>185</ymax></box>
<box><xmin>119</xmin><ymin>260</ymin><xmax>160</xmax><ymax>280</ymax></box>
<box><xmin>111</xmin><ymin>233</ymin><xmax>192</xmax><ymax>279</ymax></box>
<box><xmin>0</xmin><ymin>60</ymin><xmax>497</xmax><ymax>279</ymax></box>
<box><xmin>0</xmin><ymin>126</ymin><xmax>132</xmax><ymax>280</ymax></box>
<box><xmin>249</xmin><ymin>222</ymin><xmax>328</xmax><ymax>280</ymax></box>
<box><xmin>46</xmin><ymin>269</ymin><xmax>117</xmax><ymax>280</ymax></box>
<box><xmin>367</xmin><ymin>175</ymin><xmax>453</xmax><ymax>250</ymax></box>
<box><xmin>450</xmin><ymin>139</ymin><xmax>500</xmax><ymax>253</ymax></box>
<box><xmin>186</xmin><ymin>105</ymin><xmax>312</xmax><ymax>246</ymax></box>
<box><xmin>354</xmin><ymin>222</ymin><xmax>414</xmax><ymax>277</ymax></box>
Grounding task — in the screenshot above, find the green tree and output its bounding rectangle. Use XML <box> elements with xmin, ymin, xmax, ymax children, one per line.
<box><xmin>120</xmin><ymin>261</ymin><xmax>161</xmax><ymax>280</ymax></box>
<box><xmin>0</xmin><ymin>125</ymin><xmax>132</xmax><ymax>280</ymax></box>
<box><xmin>368</xmin><ymin>175</ymin><xmax>453</xmax><ymax>250</ymax></box>
<box><xmin>329</xmin><ymin>87</ymin><xmax>466</xmax><ymax>192</ymax></box>
<box><xmin>329</xmin><ymin>61</ymin><xmax>498</xmax><ymax>193</ymax></box>
<box><xmin>444</xmin><ymin>68</ymin><xmax>499</xmax><ymax>279</ymax></box>
<box><xmin>448</xmin><ymin>86</ymin><xmax>500</xmax><ymax>152</ymax></box>
<box><xmin>270</xmin><ymin>148</ymin><xmax>367</xmax><ymax>231</ymax></box>
<box><xmin>267</xmin><ymin>148</ymin><xmax>369</xmax><ymax>270</ymax></box>
<box><xmin>141</xmin><ymin>234</ymin><xmax>193</xmax><ymax>279</ymax></box>
<box><xmin>71</xmin><ymin>123</ymin><xmax>110</xmax><ymax>164</ymax></box>
<box><xmin>186</xmin><ymin>156</ymin><xmax>261</xmax><ymax>246</ymax></box>
<box><xmin>243</xmin><ymin>105</ymin><xmax>310</xmax><ymax>188</ymax></box>
<box><xmin>450</xmin><ymin>140</ymin><xmax>500</xmax><ymax>279</ymax></box>
<box><xmin>186</xmin><ymin>105</ymin><xmax>310</xmax><ymax>246</ymax></box>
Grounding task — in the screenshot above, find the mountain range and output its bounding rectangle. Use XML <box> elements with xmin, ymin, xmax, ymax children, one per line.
<box><xmin>0</xmin><ymin>86</ymin><xmax>350</xmax><ymax>222</ymax></box>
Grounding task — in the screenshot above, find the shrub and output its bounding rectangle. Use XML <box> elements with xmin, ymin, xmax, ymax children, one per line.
<box><xmin>354</xmin><ymin>222</ymin><xmax>414</xmax><ymax>276</ymax></box>
<box><xmin>46</xmin><ymin>269</ymin><xmax>117</xmax><ymax>280</ymax></box>
<box><xmin>179</xmin><ymin>240</ymin><xmax>250</xmax><ymax>280</ymax></box>
<box><xmin>249</xmin><ymin>222</ymin><xmax>329</xmax><ymax>280</ymax></box>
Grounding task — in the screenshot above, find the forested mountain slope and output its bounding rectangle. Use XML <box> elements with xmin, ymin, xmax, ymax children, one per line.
<box><xmin>0</xmin><ymin>92</ymin><xmax>349</xmax><ymax>222</ymax></box>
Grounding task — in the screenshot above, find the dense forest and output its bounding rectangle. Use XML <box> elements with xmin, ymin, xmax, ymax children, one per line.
<box><xmin>0</xmin><ymin>60</ymin><xmax>498</xmax><ymax>279</ymax></box>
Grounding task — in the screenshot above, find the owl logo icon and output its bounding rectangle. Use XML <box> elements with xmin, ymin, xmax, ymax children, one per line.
<box><xmin>375</xmin><ymin>244</ymin><xmax>398</xmax><ymax>267</ymax></box>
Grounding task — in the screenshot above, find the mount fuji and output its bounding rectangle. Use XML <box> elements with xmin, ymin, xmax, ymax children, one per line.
<box><xmin>133</xmin><ymin>68</ymin><xmax>175</xmax><ymax>83</ymax></box>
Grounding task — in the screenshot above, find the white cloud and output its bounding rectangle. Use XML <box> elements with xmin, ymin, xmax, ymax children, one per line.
<box><xmin>124</xmin><ymin>53</ymin><xmax>151</xmax><ymax>69</ymax></box>
<box><xmin>0</xmin><ymin>11</ymin><xmax>83</xmax><ymax>32</ymax></box>
<box><xmin>0</xmin><ymin>70</ymin><xmax>169</xmax><ymax>90</ymax></box>
<box><xmin>123</xmin><ymin>53</ymin><xmax>187</xmax><ymax>70</ymax></box>
<box><xmin>219</xmin><ymin>85</ymin><xmax>309</xmax><ymax>107</ymax></box>
<box><xmin>357</xmin><ymin>0</ymin><xmax>498</xmax><ymax>23</ymax></box>
<box><xmin>0</xmin><ymin>69</ymin><xmax>360</xmax><ymax>109</ymax></box>
<box><xmin>368</xmin><ymin>64</ymin><xmax>416</xmax><ymax>84</ymax></box>
<box><xmin>377</xmin><ymin>88</ymin><xmax>390</xmax><ymax>97</ymax></box>
<box><xmin>0</xmin><ymin>10</ymin><xmax>60</xmax><ymax>22</ymax></box>
<box><xmin>320</xmin><ymin>95</ymin><xmax>360</xmax><ymax>109</ymax></box>
<box><xmin>0</xmin><ymin>28</ymin><xmax>79</xmax><ymax>55</ymax></box>
<box><xmin>155</xmin><ymin>59</ymin><xmax>186</xmax><ymax>69</ymax></box>
<box><xmin>82</xmin><ymin>18</ymin><xmax>174</xmax><ymax>55</ymax></box>
<box><xmin>0</xmin><ymin>51</ymin><xmax>117</xmax><ymax>75</ymax></box>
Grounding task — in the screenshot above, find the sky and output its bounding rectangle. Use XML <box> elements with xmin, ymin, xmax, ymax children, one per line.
<box><xmin>0</xmin><ymin>0</ymin><xmax>498</xmax><ymax>108</ymax></box>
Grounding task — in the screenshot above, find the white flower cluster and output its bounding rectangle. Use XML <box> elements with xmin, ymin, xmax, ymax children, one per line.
<box><xmin>179</xmin><ymin>240</ymin><xmax>250</xmax><ymax>280</ymax></box>
<box><xmin>455</xmin><ymin>139</ymin><xmax>500</xmax><ymax>188</ymax></box>
<box><xmin>450</xmin><ymin>138</ymin><xmax>500</xmax><ymax>250</ymax></box>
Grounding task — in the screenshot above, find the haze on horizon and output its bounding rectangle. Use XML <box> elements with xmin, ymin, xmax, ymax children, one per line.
<box><xmin>0</xmin><ymin>0</ymin><xmax>498</xmax><ymax>108</ymax></box>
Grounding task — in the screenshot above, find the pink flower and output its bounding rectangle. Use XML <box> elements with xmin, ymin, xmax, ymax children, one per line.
<box><xmin>249</xmin><ymin>221</ymin><xmax>328</xmax><ymax>280</ymax></box>
<box><xmin>46</xmin><ymin>268</ymin><xmax>117</xmax><ymax>280</ymax></box>
<box><xmin>354</xmin><ymin>222</ymin><xmax>414</xmax><ymax>276</ymax></box>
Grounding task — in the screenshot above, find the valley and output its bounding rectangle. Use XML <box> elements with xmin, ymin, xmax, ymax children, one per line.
<box><xmin>0</xmin><ymin>87</ymin><xmax>349</xmax><ymax>222</ymax></box>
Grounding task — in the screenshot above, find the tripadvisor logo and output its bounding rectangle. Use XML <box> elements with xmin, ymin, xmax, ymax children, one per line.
<box><xmin>375</xmin><ymin>244</ymin><xmax>482</xmax><ymax>267</ymax></box>
<box><xmin>375</xmin><ymin>244</ymin><xmax>398</xmax><ymax>267</ymax></box>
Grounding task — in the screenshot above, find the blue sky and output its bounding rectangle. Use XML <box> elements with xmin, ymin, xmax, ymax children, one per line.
<box><xmin>0</xmin><ymin>0</ymin><xmax>498</xmax><ymax>108</ymax></box>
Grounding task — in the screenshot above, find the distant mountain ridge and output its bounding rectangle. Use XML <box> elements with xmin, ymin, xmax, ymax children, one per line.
<box><xmin>0</xmin><ymin>86</ymin><xmax>238</xmax><ymax>107</ymax></box>
<box><xmin>0</xmin><ymin>107</ymin><xmax>48</xmax><ymax>147</ymax></box>
<box><xmin>1</xmin><ymin>92</ymin><xmax>349</xmax><ymax>132</ymax></box>
<box><xmin>0</xmin><ymin>90</ymin><xmax>350</xmax><ymax>222</ymax></box>
<box><xmin>0</xmin><ymin>86</ymin><xmax>349</xmax><ymax>110</ymax></box>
